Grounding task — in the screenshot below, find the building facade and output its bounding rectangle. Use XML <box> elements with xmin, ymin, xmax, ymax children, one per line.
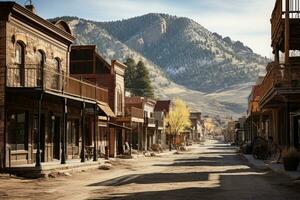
<box><xmin>0</xmin><ymin>2</ymin><xmax>111</xmax><ymax>168</ymax></box>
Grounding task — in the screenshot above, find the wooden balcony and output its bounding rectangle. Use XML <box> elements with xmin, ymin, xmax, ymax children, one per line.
<box><xmin>116</xmin><ymin>107</ymin><xmax>144</xmax><ymax>123</ymax></box>
<box><xmin>157</xmin><ymin>120</ymin><xmax>164</xmax><ymax>130</ymax></box>
<box><xmin>258</xmin><ymin>59</ymin><xmax>300</xmax><ymax>107</ymax></box>
<box><xmin>271</xmin><ymin>0</ymin><xmax>300</xmax><ymax>51</ymax></box>
<box><xmin>146</xmin><ymin>117</ymin><xmax>156</xmax><ymax>127</ymax></box>
<box><xmin>6</xmin><ymin>64</ymin><xmax>108</xmax><ymax>103</ymax></box>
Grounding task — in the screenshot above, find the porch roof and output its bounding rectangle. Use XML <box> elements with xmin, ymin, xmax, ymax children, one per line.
<box><xmin>97</xmin><ymin>102</ymin><xmax>115</xmax><ymax>118</ymax></box>
<box><xmin>108</xmin><ymin>122</ymin><xmax>131</xmax><ymax>131</ymax></box>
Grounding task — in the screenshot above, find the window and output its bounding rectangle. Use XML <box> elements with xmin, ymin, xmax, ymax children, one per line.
<box><xmin>67</xmin><ymin>119</ymin><xmax>79</xmax><ymax>146</ymax></box>
<box><xmin>7</xmin><ymin>112</ymin><xmax>28</xmax><ymax>151</ymax></box>
<box><xmin>15</xmin><ymin>42</ymin><xmax>25</xmax><ymax>86</ymax></box>
<box><xmin>54</xmin><ymin>58</ymin><xmax>61</xmax><ymax>90</ymax></box>
<box><xmin>37</xmin><ymin>50</ymin><xmax>45</xmax><ymax>87</ymax></box>
<box><xmin>117</xmin><ymin>87</ymin><xmax>123</xmax><ymax>115</ymax></box>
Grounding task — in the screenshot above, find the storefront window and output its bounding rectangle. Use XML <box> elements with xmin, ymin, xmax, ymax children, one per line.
<box><xmin>67</xmin><ymin>119</ymin><xmax>79</xmax><ymax>146</ymax></box>
<box><xmin>7</xmin><ymin>112</ymin><xmax>27</xmax><ymax>150</ymax></box>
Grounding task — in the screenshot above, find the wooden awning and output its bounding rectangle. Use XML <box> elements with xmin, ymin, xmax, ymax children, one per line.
<box><xmin>97</xmin><ymin>102</ymin><xmax>115</xmax><ymax>117</ymax></box>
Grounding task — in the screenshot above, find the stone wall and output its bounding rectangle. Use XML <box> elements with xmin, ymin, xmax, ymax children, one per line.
<box><xmin>3</xmin><ymin>17</ymin><xmax>72</xmax><ymax>167</ymax></box>
<box><xmin>6</xmin><ymin>19</ymin><xmax>70</xmax><ymax>87</ymax></box>
<box><xmin>0</xmin><ymin>20</ymin><xmax>6</xmax><ymax>168</ymax></box>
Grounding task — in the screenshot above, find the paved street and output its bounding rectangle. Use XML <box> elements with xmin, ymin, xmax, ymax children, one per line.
<box><xmin>1</xmin><ymin>140</ymin><xmax>300</xmax><ymax>200</ymax></box>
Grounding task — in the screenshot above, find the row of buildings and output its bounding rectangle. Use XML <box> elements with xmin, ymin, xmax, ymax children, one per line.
<box><xmin>239</xmin><ymin>0</ymin><xmax>300</xmax><ymax>150</ymax></box>
<box><xmin>0</xmin><ymin>2</ymin><xmax>204</xmax><ymax>170</ymax></box>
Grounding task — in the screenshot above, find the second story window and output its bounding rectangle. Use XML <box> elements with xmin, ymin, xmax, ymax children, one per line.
<box><xmin>15</xmin><ymin>42</ymin><xmax>25</xmax><ymax>86</ymax></box>
<box><xmin>37</xmin><ymin>50</ymin><xmax>45</xmax><ymax>87</ymax></box>
<box><xmin>54</xmin><ymin>58</ymin><xmax>61</xmax><ymax>90</ymax></box>
<box><xmin>117</xmin><ymin>87</ymin><xmax>123</xmax><ymax>115</ymax></box>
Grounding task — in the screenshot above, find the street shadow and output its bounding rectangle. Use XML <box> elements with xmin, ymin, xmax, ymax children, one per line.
<box><xmin>88</xmin><ymin>169</ymin><xmax>300</xmax><ymax>200</ymax></box>
<box><xmin>153</xmin><ymin>154</ymin><xmax>241</xmax><ymax>167</ymax></box>
<box><xmin>198</xmin><ymin>152</ymin><xmax>236</xmax><ymax>155</ymax></box>
<box><xmin>88</xmin><ymin>172</ymin><xmax>209</xmax><ymax>186</ymax></box>
<box><xmin>208</xmin><ymin>147</ymin><xmax>237</xmax><ymax>150</ymax></box>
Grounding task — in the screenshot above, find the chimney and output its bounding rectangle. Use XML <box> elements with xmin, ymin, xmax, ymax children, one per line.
<box><xmin>25</xmin><ymin>1</ymin><xmax>36</xmax><ymax>14</ymax></box>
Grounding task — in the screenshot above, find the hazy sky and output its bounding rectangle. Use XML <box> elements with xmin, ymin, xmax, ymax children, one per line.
<box><xmin>11</xmin><ymin>0</ymin><xmax>275</xmax><ymax>57</ymax></box>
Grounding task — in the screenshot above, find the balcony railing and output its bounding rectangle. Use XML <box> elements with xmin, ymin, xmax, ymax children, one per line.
<box><xmin>258</xmin><ymin>62</ymin><xmax>284</xmax><ymax>99</ymax></box>
<box><xmin>146</xmin><ymin>117</ymin><xmax>155</xmax><ymax>125</ymax></box>
<box><xmin>271</xmin><ymin>0</ymin><xmax>300</xmax><ymax>41</ymax></box>
<box><xmin>125</xmin><ymin>107</ymin><xmax>144</xmax><ymax>119</ymax></box>
<box><xmin>271</xmin><ymin>0</ymin><xmax>283</xmax><ymax>40</ymax></box>
<box><xmin>157</xmin><ymin>120</ymin><xmax>164</xmax><ymax>128</ymax></box>
<box><xmin>6</xmin><ymin>64</ymin><xmax>108</xmax><ymax>103</ymax></box>
<box><xmin>258</xmin><ymin>60</ymin><xmax>300</xmax><ymax>104</ymax></box>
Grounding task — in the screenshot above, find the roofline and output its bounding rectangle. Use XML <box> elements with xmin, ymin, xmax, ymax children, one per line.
<box><xmin>71</xmin><ymin>45</ymin><xmax>111</xmax><ymax>71</ymax></box>
<box><xmin>112</xmin><ymin>60</ymin><xmax>127</xmax><ymax>69</ymax></box>
<box><xmin>2</xmin><ymin>2</ymin><xmax>75</xmax><ymax>43</ymax></box>
<box><xmin>71</xmin><ymin>45</ymin><xmax>97</xmax><ymax>49</ymax></box>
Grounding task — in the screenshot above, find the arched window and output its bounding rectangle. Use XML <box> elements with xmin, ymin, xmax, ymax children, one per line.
<box><xmin>54</xmin><ymin>58</ymin><xmax>61</xmax><ymax>90</ymax></box>
<box><xmin>117</xmin><ymin>86</ymin><xmax>123</xmax><ymax>116</ymax></box>
<box><xmin>36</xmin><ymin>50</ymin><xmax>45</xmax><ymax>87</ymax></box>
<box><xmin>15</xmin><ymin>42</ymin><xmax>25</xmax><ymax>86</ymax></box>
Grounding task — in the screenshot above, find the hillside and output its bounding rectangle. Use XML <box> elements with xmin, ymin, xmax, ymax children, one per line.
<box><xmin>50</xmin><ymin>14</ymin><xmax>267</xmax><ymax>118</ymax></box>
<box><xmin>99</xmin><ymin>13</ymin><xmax>268</xmax><ymax>92</ymax></box>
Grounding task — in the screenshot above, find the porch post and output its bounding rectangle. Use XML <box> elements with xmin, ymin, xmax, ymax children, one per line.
<box><xmin>130</xmin><ymin>122</ymin><xmax>133</xmax><ymax>155</ymax></box>
<box><xmin>35</xmin><ymin>92</ymin><xmax>43</xmax><ymax>167</ymax></box>
<box><xmin>81</xmin><ymin>102</ymin><xmax>86</xmax><ymax>162</ymax></box>
<box><xmin>93</xmin><ymin>104</ymin><xmax>97</xmax><ymax>161</ymax></box>
<box><xmin>61</xmin><ymin>98</ymin><xmax>67</xmax><ymax>164</ymax></box>
<box><xmin>285</xmin><ymin>0</ymin><xmax>290</xmax><ymax>65</ymax></box>
<box><xmin>285</xmin><ymin>102</ymin><xmax>290</xmax><ymax>146</ymax></box>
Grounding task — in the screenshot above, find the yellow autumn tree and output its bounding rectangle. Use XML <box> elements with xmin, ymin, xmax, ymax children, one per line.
<box><xmin>164</xmin><ymin>98</ymin><xmax>191</xmax><ymax>136</ymax></box>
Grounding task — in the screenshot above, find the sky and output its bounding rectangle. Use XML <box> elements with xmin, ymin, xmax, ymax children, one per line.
<box><xmin>10</xmin><ymin>0</ymin><xmax>275</xmax><ymax>57</ymax></box>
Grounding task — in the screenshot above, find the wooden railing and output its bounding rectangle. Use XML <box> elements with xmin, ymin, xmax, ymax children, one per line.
<box><xmin>157</xmin><ymin>120</ymin><xmax>164</xmax><ymax>128</ymax></box>
<box><xmin>125</xmin><ymin>107</ymin><xmax>144</xmax><ymax>119</ymax></box>
<box><xmin>6</xmin><ymin>64</ymin><xmax>108</xmax><ymax>103</ymax></box>
<box><xmin>271</xmin><ymin>0</ymin><xmax>300</xmax><ymax>40</ymax></box>
<box><xmin>258</xmin><ymin>62</ymin><xmax>283</xmax><ymax>99</ymax></box>
<box><xmin>146</xmin><ymin>117</ymin><xmax>155</xmax><ymax>125</ymax></box>
<box><xmin>271</xmin><ymin>0</ymin><xmax>283</xmax><ymax>40</ymax></box>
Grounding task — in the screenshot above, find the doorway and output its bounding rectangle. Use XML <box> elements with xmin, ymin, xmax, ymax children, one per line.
<box><xmin>33</xmin><ymin>114</ymin><xmax>45</xmax><ymax>162</ymax></box>
<box><xmin>52</xmin><ymin>117</ymin><xmax>61</xmax><ymax>160</ymax></box>
<box><xmin>293</xmin><ymin>116</ymin><xmax>300</xmax><ymax>149</ymax></box>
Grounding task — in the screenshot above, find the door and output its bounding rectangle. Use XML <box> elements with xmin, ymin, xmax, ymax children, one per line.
<box><xmin>116</xmin><ymin>129</ymin><xmax>123</xmax><ymax>155</ymax></box>
<box><xmin>33</xmin><ymin>114</ymin><xmax>45</xmax><ymax>162</ymax></box>
<box><xmin>53</xmin><ymin>117</ymin><xmax>60</xmax><ymax>160</ymax></box>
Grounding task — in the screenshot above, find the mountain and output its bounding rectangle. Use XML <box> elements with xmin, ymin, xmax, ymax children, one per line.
<box><xmin>99</xmin><ymin>13</ymin><xmax>268</xmax><ymax>92</ymax></box>
<box><xmin>50</xmin><ymin>14</ymin><xmax>268</xmax><ymax>118</ymax></box>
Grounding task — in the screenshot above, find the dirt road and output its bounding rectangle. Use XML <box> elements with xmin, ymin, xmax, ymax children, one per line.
<box><xmin>1</xmin><ymin>140</ymin><xmax>300</xmax><ymax>200</ymax></box>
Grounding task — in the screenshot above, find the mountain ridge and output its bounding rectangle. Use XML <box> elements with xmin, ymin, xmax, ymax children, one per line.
<box><xmin>50</xmin><ymin>13</ymin><xmax>268</xmax><ymax>118</ymax></box>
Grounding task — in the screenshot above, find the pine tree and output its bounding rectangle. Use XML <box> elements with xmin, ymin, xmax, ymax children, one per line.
<box><xmin>135</xmin><ymin>61</ymin><xmax>154</xmax><ymax>98</ymax></box>
<box><xmin>124</xmin><ymin>58</ymin><xmax>136</xmax><ymax>92</ymax></box>
<box><xmin>124</xmin><ymin>58</ymin><xmax>154</xmax><ymax>98</ymax></box>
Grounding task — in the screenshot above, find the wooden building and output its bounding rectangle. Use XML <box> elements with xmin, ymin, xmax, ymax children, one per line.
<box><xmin>248</xmin><ymin>0</ymin><xmax>300</xmax><ymax>149</ymax></box>
<box><xmin>245</xmin><ymin>77</ymin><xmax>264</xmax><ymax>143</ymax></box>
<box><xmin>189</xmin><ymin>112</ymin><xmax>203</xmax><ymax>142</ymax></box>
<box><xmin>117</xmin><ymin>104</ymin><xmax>144</xmax><ymax>151</ymax></box>
<box><xmin>0</xmin><ymin>2</ymin><xmax>112</xmax><ymax>168</ymax></box>
<box><xmin>125</xmin><ymin>97</ymin><xmax>156</xmax><ymax>151</ymax></box>
<box><xmin>154</xmin><ymin>100</ymin><xmax>171</xmax><ymax>148</ymax></box>
<box><xmin>70</xmin><ymin>45</ymin><xmax>130</xmax><ymax>157</ymax></box>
